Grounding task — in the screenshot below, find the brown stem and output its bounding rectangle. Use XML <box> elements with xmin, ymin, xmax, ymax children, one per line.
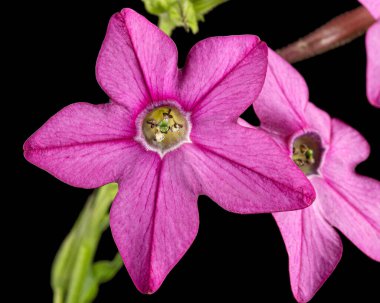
<box><xmin>277</xmin><ymin>6</ymin><xmax>376</xmax><ymax>64</ymax></box>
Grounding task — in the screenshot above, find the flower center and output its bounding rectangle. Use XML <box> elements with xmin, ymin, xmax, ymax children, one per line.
<box><xmin>140</xmin><ymin>105</ymin><xmax>190</xmax><ymax>155</ymax></box>
<box><xmin>292</xmin><ymin>132</ymin><xmax>323</xmax><ymax>175</ymax></box>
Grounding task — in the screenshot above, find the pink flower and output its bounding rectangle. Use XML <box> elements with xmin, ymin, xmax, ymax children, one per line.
<box><xmin>359</xmin><ymin>0</ymin><xmax>380</xmax><ymax>107</ymax></box>
<box><xmin>250</xmin><ymin>50</ymin><xmax>380</xmax><ymax>302</ymax></box>
<box><xmin>23</xmin><ymin>9</ymin><xmax>315</xmax><ymax>293</ymax></box>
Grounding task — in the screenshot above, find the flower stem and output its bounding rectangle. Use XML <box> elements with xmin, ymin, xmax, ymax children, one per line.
<box><xmin>53</xmin><ymin>288</ymin><xmax>64</xmax><ymax>303</ymax></box>
<box><xmin>277</xmin><ymin>6</ymin><xmax>376</xmax><ymax>63</ymax></box>
<box><xmin>51</xmin><ymin>184</ymin><xmax>120</xmax><ymax>303</ymax></box>
<box><xmin>66</xmin><ymin>245</ymin><xmax>92</xmax><ymax>303</ymax></box>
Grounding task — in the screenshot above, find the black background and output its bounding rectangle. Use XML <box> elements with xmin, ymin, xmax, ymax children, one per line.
<box><xmin>12</xmin><ymin>0</ymin><xmax>380</xmax><ymax>302</ymax></box>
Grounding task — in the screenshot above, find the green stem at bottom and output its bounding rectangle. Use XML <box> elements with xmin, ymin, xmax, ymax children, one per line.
<box><xmin>53</xmin><ymin>288</ymin><xmax>64</xmax><ymax>303</ymax></box>
<box><xmin>51</xmin><ymin>183</ymin><xmax>120</xmax><ymax>303</ymax></box>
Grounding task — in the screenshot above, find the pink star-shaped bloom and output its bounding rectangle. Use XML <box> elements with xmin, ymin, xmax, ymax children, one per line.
<box><xmin>359</xmin><ymin>0</ymin><xmax>380</xmax><ymax>107</ymax></box>
<box><xmin>23</xmin><ymin>9</ymin><xmax>315</xmax><ymax>293</ymax></box>
<box><xmin>249</xmin><ymin>50</ymin><xmax>380</xmax><ymax>302</ymax></box>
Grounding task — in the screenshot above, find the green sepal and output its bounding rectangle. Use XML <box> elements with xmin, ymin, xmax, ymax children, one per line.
<box><xmin>167</xmin><ymin>0</ymin><xmax>199</xmax><ymax>33</ymax></box>
<box><xmin>192</xmin><ymin>0</ymin><xmax>228</xmax><ymax>17</ymax></box>
<box><xmin>142</xmin><ymin>0</ymin><xmax>228</xmax><ymax>34</ymax></box>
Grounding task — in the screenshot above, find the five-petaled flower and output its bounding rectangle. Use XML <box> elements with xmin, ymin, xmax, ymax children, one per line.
<box><xmin>359</xmin><ymin>0</ymin><xmax>380</xmax><ymax>107</ymax></box>
<box><xmin>248</xmin><ymin>49</ymin><xmax>380</xmax><ymax>303</ymax></box>
<box><xmin>23</xmin><ymin>9</ymin><xmax>315</xmax><ymax>293</ymax></box>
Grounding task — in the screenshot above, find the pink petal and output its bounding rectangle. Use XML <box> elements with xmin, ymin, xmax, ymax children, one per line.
<box><xmin>359</xmin><ymin>0</ymin><xmax>380</xmax><ymax>19</ymax></box>
<box><xmin>179</xmin><ymin>35</ymin><xmax>267</xmax><ymax>122</ymax></box>
<box><xmin>274</xmin><ymin>198</ymin><xmax>343</xmax><ymax>303</ymax></box>
<box><xmin>110</xmin><ymin>147</ymin><xmax>199</xmax><ymax>294</ymax></box>
<box><xmin>190</xmin><ymin>124</ymin><xmax>315</xmax><ymax>213</ymax></box>
<box><xmin>238</xmin><ymin>117</ymin><xmax>291</xmax><ymax>154</ymax></box>
<box><xmin>303</xmin><ymin>102</ymin><xmax>332</xmax><ymax>146</ymax></box>
<box><xmin>317</xmin><ymin>180</ymin><xmax>380</xmax><ymax>261</ymax></box>
<box><xmin>96</xmin><ymin>9</ymin><xmax>178</xmax><ymax>114</ymax></box>
<box><xmin>365</xmin><ymin>22</ymin><xmax>380</xmax><ymax>107</ymax></box>
<box><xmin>254</xmin><ymin>49</ymin><xmax>309</xmax><ymax>137</ymax></box>
<box><xmin>324</xmin><ymin>119</ymin><xmax>370</xmax><ymax>170</ymax></box>
<box><xmin>24</xmin><ymin>102</ymin><xmax>139</xmax><ymax>188</ymax></box>
<box><xmin>318</xmin><ymin>118</ymin><xmax>380</xmax><ymax>260</ymax></box>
